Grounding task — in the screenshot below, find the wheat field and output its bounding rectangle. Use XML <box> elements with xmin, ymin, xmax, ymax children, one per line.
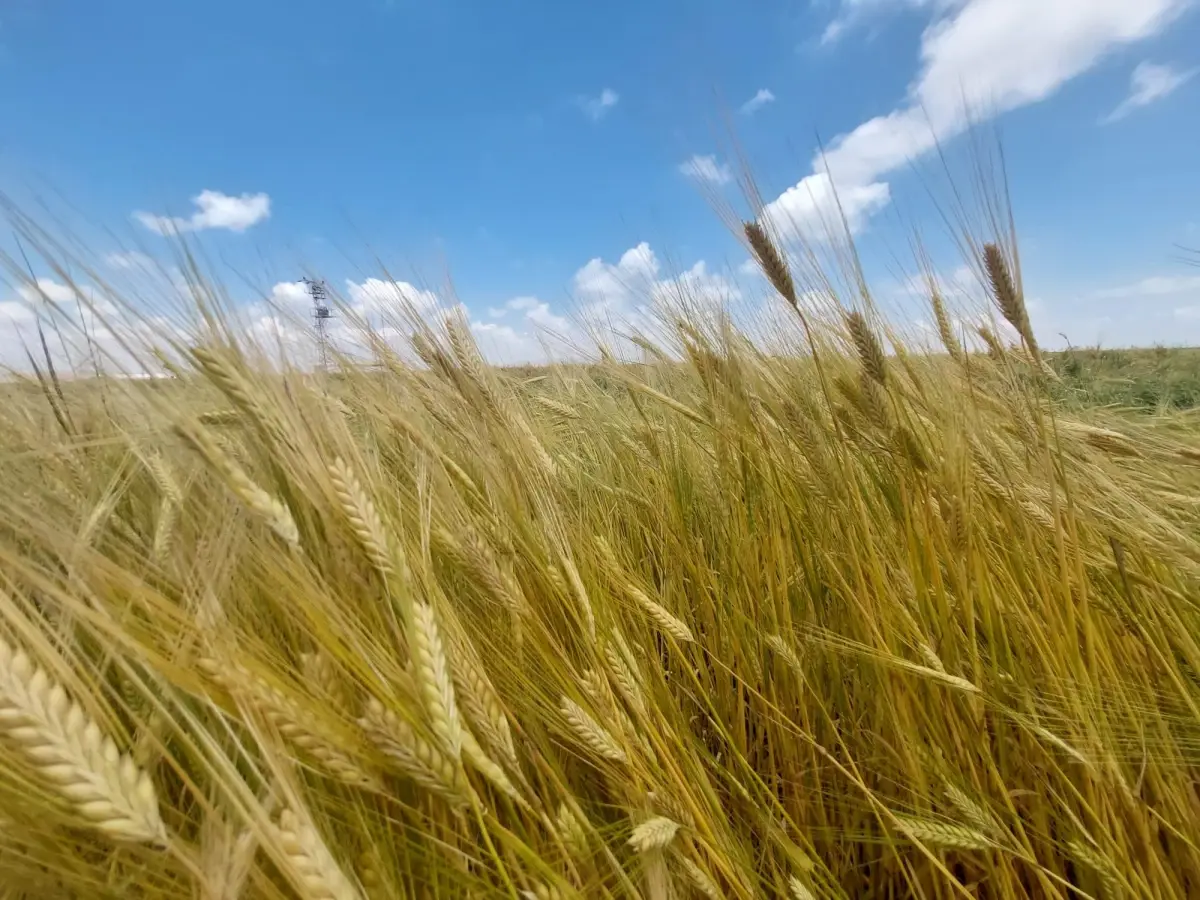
<box><xmin>1</xmin><ymin>214</ymin><xmax>1200</xmax><ymax>899</ymax></box>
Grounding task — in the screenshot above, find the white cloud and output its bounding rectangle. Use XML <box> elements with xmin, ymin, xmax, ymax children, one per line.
<box><xmin>679</xmin><ymin>154</ymin><xmax>733</xmax><ymax>186</ymax></box>
<box><xmin>569</xmin><ymin>242</ymin><xmax>746</xmax><ymax>353</ymax></box>
<box><xmin>1103</xmin><ymin>61</ymin><xmax>1197</xmax><ymax>123</ymax></box>
<box><xmin>345</xmin><ymin>277</ymin><xmax>439</xmax><ymax>314</ymax></box>
<box><xmin>134</xmin><ymin>190</ymin><xmax>271</xmax><ymax>235</ymax></box>
<box><xmin>580</xmin><ymin>88</ymin><xmax>619</xmax><ymax>121</ymax></box>
<box><xmin>763</xmin><ymin>171</ymin><xmax>891</xmax><ymax>237</ymax></box>
<box><xmin>820</xmin><ymin>0</ymin><xmax>961</xmax><ymax>45</ymax></box>
<box><xmin>651</xmin><ymin>261</ymin><xmax>742</xmax><ymax>320</ymax></box>
<box><xmin>0</xmin><ymin>277</ymin><xmax>186</xmax><ymax>376</ymax></box>
<box><xmin>740</xmin><ymin>88</ymin><xmax>776</xmax><ymax>114</ymax></box>
<box><xmin>265</xmin><ymin>280</ymin><xmax>318</xmax><ymax>317</ymax></box>
<box><xmin>772</xmin><ymin>0</ymin><xmax>1192</xmax><ymax>239</ymax></box>
<box><xmin>17</xmin><ymin>277</ymin><xmax>80</xmax><ymax>305</ymax></box>
<box><xmin>573</xmin><ymin>241</ymin><xmax>662</xmax><ymax>320</ymax></box>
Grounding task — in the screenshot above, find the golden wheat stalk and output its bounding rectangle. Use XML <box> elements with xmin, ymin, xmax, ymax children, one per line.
<box><xmin>143</xmin><ymin>452</ymin><xmax>183</xmax><ymax>504</ymax></box>
<box><xmin>328</xmin><ymin>457</ymin><xmax>395</xmax><ymax>577</ymax></box>
<box><xmin>943</xmin><ymin>785</ymin><xmax>1002</xmax><ymax>840</ymax></box>
<box><xmin>982</xmin><ymin>243</ymin><xmax>1038</xmax><ymax>356</ymax></box>
<box><xmin>0</xmin><ymin>637</ymin><xmax>165</xmax><ymax>844</ymax></box>
<box><xmin>461</xmin><ymin>729</ymin><xmax>527</xmax><ymax>808</ymax></box>
<box><xmin>559</xmin><ymin>697</ymin><xmax>627</xmax><ymax>764</ymax></box>
<box><xmin>884</xmin><ymin>656</ymin><xmax>979</xmax><ymax>694</ymax></box>
<box><xmin>554</xmin><ymin>802</ymin><xmax>590</xmax><ymax>859</ymax></box>
<box><xmin>788</xmin><ymin>875</ymin><xmax>816</xmax><ymax>900</ymax></box>
<box><xmin>203</xmin><ymin>661</ymin><xmax>378</xmax><ymax>790</ymax></box>
<box><xmin>446</xmin><ymin>634</ymin><xmax>517</xmax><ymax>765</ymax></box>
<box><xmin>1067</xmin><ymin>839</ymin><xmax>1123</xmax><ymax>899</ymax></box>
<box><xmin>270</xmin><ymin>808</ymin><xmax>365</xmax><ymax>900</ymax></box>
<box><xmin>846</xmin><ymin>310</ymin><xmax>887</xmax><ymax>386</ymax></box>
<box><xmin>191</xmin><ymin>346</ymin><xmax>294</xmax><ymax>450</ymax></box>
<box><xmin>200</xmin><ymin>812</ymin><xmax>259</xmax><ymax>900</ymax></box>
<box><xmin>152</xmin><ymin>495</ymin><xmax>178</xmax><ymax>561</ymax></box>
<box><xmin>628</xmin><ymin>816</ymin><xmax>680</xmax><ymax>853</ymax></box>
<box><xmin>930</xmin><ymin>290</ymin><xmax>962</xmax><ymax>362</ymax></box>
<box><xmin>603</xmin><ymin>642</ymin><xmax>645</xmax><ymax>715</ymax></box>
<box><xmin>558</xmin><ymin>554</ymin><xmax>597</xmax><ymax>641</ymax></box>
<box><xmin>679</xmin><ymin>857</ymin><xmax>722</xmax><ymax>899</ymax></box>
<box><xmin>894</xmin><ymin>815</ymin><xmax>993</xmax><ymax>852</ymax></box>
<box><xmin>623</xmin><ymin>584</ymin><xmax>694</xmax><ymax>643</ymax></box>
<box><xmin>535</xmin><ymin>396</ymin><xmax>580</xmax><ymax>420</ymax></box>
<box><xmin>433</xmin><ymin>526</ymin><xmax>525</xmax><ymax>613</ymax></box>
<box><xmin>410</xmin><ymin>601</ymin><xmax>463</xmax><ymax>759</ymax></box>
<box><xmin>358</xmin><ymin>699</ymin><xmax>471</xmax><ymax>806</ymax></box>
<box><xmin>176</xmin><ymin>423</ymin><xmax>301</xmax><ymax>550</ymax></box>
<box><xmin>744</xmin><ymin>220</ymin><xmax>798</xmax><ymax>308</ymax></box>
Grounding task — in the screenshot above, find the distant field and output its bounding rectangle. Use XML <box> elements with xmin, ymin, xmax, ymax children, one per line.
<box><xmin>1045</xmin><ymin>346</ymin><xmax>1200</xmax><ymax>411</ymax></box>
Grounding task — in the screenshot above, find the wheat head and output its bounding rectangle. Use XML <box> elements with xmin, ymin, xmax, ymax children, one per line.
<box><xmin>271</xmin><ymin>808</ymin><xmax>364</xmax><ymax>900</ymax></box>
<box><xmin>0</xmin><ymin>637</ymin><xmax>165</xmax><ymax>844</ymax></box>
<box><xmin>628</xmin><ymin>816</ymin><xmax>680</xmax><ymax>853</ymax></box>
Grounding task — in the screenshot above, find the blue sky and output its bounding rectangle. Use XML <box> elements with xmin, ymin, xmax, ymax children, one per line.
<box><xmin>1</xmin><ymin>0</ymin><xmax>1199</xmax><ymax>366</ymax></box>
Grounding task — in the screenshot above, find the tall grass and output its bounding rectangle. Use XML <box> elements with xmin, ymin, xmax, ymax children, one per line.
<box><xmin>1</xmin><ymin>202</ymin><xmax>1200</xmax><ymax>899</ymax></box>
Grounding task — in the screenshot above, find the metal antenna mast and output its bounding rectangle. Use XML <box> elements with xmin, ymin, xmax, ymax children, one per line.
<box><xmin>302</xmin><ymin>278</ymin><xmax>334</xmax><ymax>371</ymax></box>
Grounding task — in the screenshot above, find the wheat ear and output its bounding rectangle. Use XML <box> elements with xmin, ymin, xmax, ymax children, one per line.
<box><xmin>944</xmin><ymin>785</ymin><xmax>1002</xmax><ymax>840</ymax></box>
<box><xmin>200</xmin><ymin>812</ymin><xmax>259</xmax><ymax>900</ymax></box>
<box><xmin>624</xmin><ymin>584</ymin><xmax>694</xmax><ymax>643</ymax></box>
<box><xmin>203</xmin><ymin>660</ymin><xmax>377</xmax><ymax>790</ymax></box>
<box><xmin>789</xmin><ymin>875</ymin><xmax>816</xmax><ymax>900</ymax></box>
<box><xmin>558</xmin><ymin>554</ymin><xmax>597</xmax><ymax>641</ymax></box>
<box><xmin>603</xmin><ymin>642</ymin><xmax>645</xmax><ymax>714</ymax></box>
<box><xmin>894</xmin><ymin>815</ymin><xmax>993</xmax><ymax>851</ymax></box>
<box><xmin>176</xmin><ymin>423</ymin><xmax>300</xmax><ymax>550</ymax></box>
<box><xmin>846</xmin><ymin>310</ymin><xmax>887</xmax><ymax>386</ymax></box>
<box><xmin>930</xmin><ymin>289</ymin><xmax>962</xmax><ymax>362</ymax></box>
<box><xmin>559</xmin><ymin>697</ymin><xmax>627</xmax><ymax>764</ymax></box>
<box><xmin>1067</xmin><ymin>839</ymin><xmax>1122</xmax><ymax>899</ymax></box>
<box><xmin>433</xmin><ymin>526</ymin><xmax>524</xmax><ymax>613</ymax></box>
<box><xmin>271</xmin><ymin>808</ymin><xmax>364</xmax><ymax>900</ymax></box>
<box><xmin>410</xmin><ymin>601</ymin><xmax>463</xmax><ymax>759</ymax></box>
<box><xmin>461</xmin><ymin>729</ymin><xmax>527</xmax><ymax>808</ymax></box>
<box><xmin>152</xmin><ymin>495</ymin><xmax>178</xmax><ymax>561</ymax></box>
<box><xmin>446</xmin><ymin>633</ymin><xmax>517</xmax><ymax>765</ymax></box>
<box><xmin>554</xmin><ymin>802</ymin><xmax>590</xmax><ymax>860</ymax></box>
<box><xmin>679</xmin><ymin>858</ymin><xmax>722</xmax><ymax>899</ymax></box>
<box><xmin>191</xmin><ymin>346</ymin><xmax>294</xmax><ymax>450</ymax></box>
<box><xmin>982</xmin><ymin>243</ymin><xmax>1038</xmax><ymax>356</ymax></box>
<box><xmin>0</xmin><ymin>637</ymin><xmax>165</xmax><ymax>844</ymax></box>
<box><xmin>629</xmin><ymin>816</ymin><xmax>680</xmax><ymax>853</ymax></box>
<box><xmin>358</xmin><ymin>699</ymin><xmax>471</xmax><ymax>806</ymax></box>
<box><xmin>328</xmin><ymin>458</ymin><xmax>395</xmax><ymax>577</ymax></box>
<box><xmin>535</xmin><ymin>396</ymin><xmax>580</xmax><ymax>420</ymax></box>
<box><xmin>744</xmin><ymin>221</ymin><xmax>798</xmax><ymax>308</ymax></box>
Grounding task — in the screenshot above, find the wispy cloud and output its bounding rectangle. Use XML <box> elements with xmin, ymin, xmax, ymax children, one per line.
<box><xmin>740</xmin><ymin>88</ymin><xmax>776</xmax><ymax>115</ymax></box>
<box><xmin>1102</xmin><ymin>61</ymin><xmax>1197</xmax><ymax>123</ymax></box>
<box><xmin>678</xmin><ymin>154</ymin><xmax>733</xmax><ymax>186</ymax></box>
<box><xmin>579</xmin><ymin>88</ymin><xmax>619</xmax><ymax>121</ymax></box>
<box><xmin>134</xmin><ymin>190</ymin><xmax>271</xmax><ymax>235</ymax></box>
<box><xmin>766</xmin><ymin>0</ymin><xmax>1192</xmax><ymax>240</ymax></box>
<box><xmin>819</xmin><ymin>0</ymin><xmax>955</xmax><ymax>46</ymax></box>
